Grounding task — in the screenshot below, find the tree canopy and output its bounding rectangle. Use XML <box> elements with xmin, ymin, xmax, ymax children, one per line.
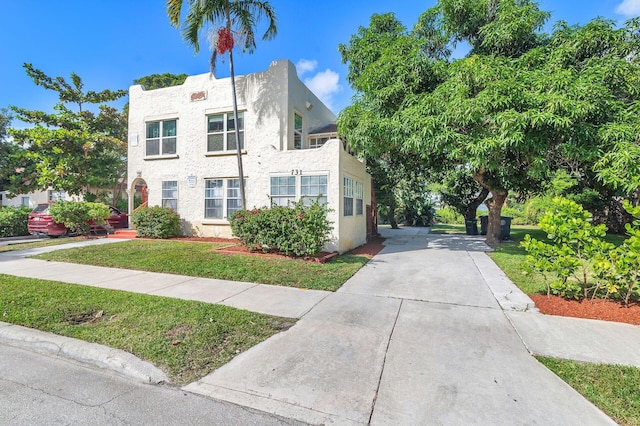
<box><xmin>2</xmin><ymin>64</ymin><xmax>127</xmax><ymax>197</ymax></box>
<box><xmin>338</xmin><ymin>1</ymin><xmax>640</xmax><ymax>245</ymax></box>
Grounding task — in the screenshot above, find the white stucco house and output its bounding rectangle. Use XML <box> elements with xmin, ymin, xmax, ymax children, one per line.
<box><xmin>127</xmin><ymin>59</ymin><xmax>373</xmax><ymax>253</ymax></box>
<box><xmin>0</xmin><ymin>189</ymin><xmax>73</xmax><ymax>208</ymax></box>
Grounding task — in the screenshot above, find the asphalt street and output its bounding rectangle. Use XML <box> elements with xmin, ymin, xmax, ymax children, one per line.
<box><xmin>0</xmin><ymin>343</ymin><xmax>307</xmax><ymax>426</ymax></box>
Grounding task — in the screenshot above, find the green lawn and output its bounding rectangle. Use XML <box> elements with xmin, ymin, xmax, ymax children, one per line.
<box><xmin>538</xmin><ymin>357</ymin><xmax>640</xmax><ymax>426</ymax></box>
<box><xmin>35</xmin><ymin>239</ymin><xmax>369</xmax><ymax>291</ymax></box>
<box><xmin>0</xmin><ymin>274</ymin><xmax>295</xmax><ymax>385</ymax></box>
<box><xmin>0</xmin><ymin>236</ymin><xmax>85</xmax><ymax>253</ymax></box>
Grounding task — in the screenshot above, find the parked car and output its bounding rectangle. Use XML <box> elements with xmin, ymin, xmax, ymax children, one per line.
<box><xmin>27</xmin><ymin>203</ymin><xmax>128</xmax><ymax>237</ymax></box>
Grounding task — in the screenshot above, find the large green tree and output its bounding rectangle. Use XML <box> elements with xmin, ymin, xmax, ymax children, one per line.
<box><xmin>133</xmin><ymin>73</ymin><xmax>189</xmax><ymax>90</ymax></box>
<box><xmin>0</xmin><ymin>108</ymin><xmax>16</xmax><ymax>191</ymax></box>
<box><xmin>167</xmin><ymin>0</ymin><xmax>277</xmax><ymax>209</ymax></box>
<box><xmin>3</xmin><ymin>64</ymin><xmax>127</xmax><ymax>198</ymax></box>
<box><xmin>340</xmin><ymin>1</ymin><xmax>640</xmax><ymax>245</ymax></box>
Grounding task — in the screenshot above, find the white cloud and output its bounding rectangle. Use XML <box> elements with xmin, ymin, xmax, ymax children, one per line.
<box><xmin>303</xmin><ymin>69</ymin><xmax>343</xmax><ymax>112</ymax></box>
<box><xmin>295</xmin><ymin>59</ymin><xmax>318</xmax><ymax>77</ymax></box>
<box><xmin>616</xmin><ymin>0</ymin><xmax>640</xmax><ymax>16</ymax></box>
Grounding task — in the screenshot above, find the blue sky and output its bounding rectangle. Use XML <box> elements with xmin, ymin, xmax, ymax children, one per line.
<box><xmin>1</xmin><ymin>0</ymin><xmax>638</xmax><ymax>122</ymax></box>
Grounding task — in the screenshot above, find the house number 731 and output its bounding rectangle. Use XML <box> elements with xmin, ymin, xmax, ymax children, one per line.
<box><xmin>291</xmin><ymin>169</ymin><xmax>303</xmax><ymax>175</ymax></box>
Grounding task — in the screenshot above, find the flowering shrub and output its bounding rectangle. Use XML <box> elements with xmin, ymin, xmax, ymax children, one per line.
<box><xmin>230</xmin><ymin>199</ymin><xmax>333</xmax><ymax>256</ymax></box>
<box><xmin>131</xmin><ymin>206</ymin><xmax>181</xmax><ymax>239</ymax></box>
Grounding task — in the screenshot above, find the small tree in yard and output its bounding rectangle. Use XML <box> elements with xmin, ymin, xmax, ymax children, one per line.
<box><xmin>522</xmin><ymin>197</ymin><xmax>640</xmax><ymax>305</ymax></box>
<box><xmin>49</xmin><ymin>201</ymin><xmax>110</xmax><ymax>236</ymax></box>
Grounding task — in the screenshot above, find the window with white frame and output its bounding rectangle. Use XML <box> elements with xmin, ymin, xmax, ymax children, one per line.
<box><xmin>21</xmin><ymin>197</ymin><xmax>30</xmax><ymax>207</ymax></box>
<box><xmin>355</xmin><ymin>181</ymin><xmax>364</xmax><ymax>215</ymax></box>
<box><xmin>227</xmin><ymin>179</ymin><xmax>243</xmax><ymax>217</ymax></box>
<box><xmin>204</xmin><ymin>178</ymin><xmax>244</xmax><ymax>219</ymax></box>
<box><xmin>207</xmin><ymin>112</ymin><xmax>244</xmax><ymax>152</ymax></box>
<box><xmin>294</xmin><ymin>113</ymin><xmax>303</xmax><ymax>149</ymax></box>
<box><xmin>162</xmin><ymin>181</ymin><xmax>178</xmax><ymax>210</ymax></box>
<box><xmin>204</xmin><ymin>179</ymin><xmax>223</xmax><ymax>219</ymax></box>
<box><xmin>309</xmin><ymin>136</ymin><xmax>329</xmax><ymax>149</ymax></box>
<box><xmin>270</xmin><ymin>176</ymin><xmax>296</xmax><ymax>206</ymax></box>
<box><xmin>48</xmin><ymin>190</ymin><xmax>66</xmax><ymax>201</ymax></box>
<box><xmin>301</xmin><ymin>175</ymin><xmax>327</xmax><ymax>205</ymax></box>
<box><xmin>343</xmin><ymin>177</ymin><xmax>354</xmax><ymax>216</ymax></box>
<box><xmin>146</xmin><ymin>119</ymin><xmax>177</xmax><ymax>156</ymax></box>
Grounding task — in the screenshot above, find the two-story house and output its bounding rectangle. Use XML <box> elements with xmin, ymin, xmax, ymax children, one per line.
<box><xmin>127</xmin><ymin>60</ymin><xmax>372</xmax><ymax>253</ymax></box>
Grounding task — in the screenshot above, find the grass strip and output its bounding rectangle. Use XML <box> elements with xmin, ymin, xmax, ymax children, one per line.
<box><xmin>0</xmin><ymin>236</ymin><xmax>85</xmax><ymax>253</ymax></box>
<box><xmin>537</xmin><ymin>357</ymin><xmax>640</xmax><ymax>425</ymax></box>
<box><xmin>35</xmin><ymin>240</ymin><xmax>369</xmax><ymax>291</ymax></box>
<box><xmin>0</xmin><ymin>274</ymin><xmax>295</xmax><ymax>385</ymax></box>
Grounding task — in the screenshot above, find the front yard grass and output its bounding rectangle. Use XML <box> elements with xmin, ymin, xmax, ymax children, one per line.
<box><xmin>35</xmin><ymin>239</ymin><xmax>369</xmax><ymax>291</ymax></box>
<box><xmin>0</xmin><ymin>274</ymin><xmax>295</xmax><ymax>385</ymax></box>
<box><xmin>537</xmin><ymin>357</ymin><xmax>640</xmax><ymax>426</ymax></box>
<box><xmin>0</xmin><ymin>236</ymin><xmax>85</xmax><ymax>253</ymax></box>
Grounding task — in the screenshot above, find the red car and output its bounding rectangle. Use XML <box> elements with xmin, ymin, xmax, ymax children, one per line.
<box><xmin>27</xmin><ymin>203</ymin><xmax>128</xmax><ymax>237</ymax></box>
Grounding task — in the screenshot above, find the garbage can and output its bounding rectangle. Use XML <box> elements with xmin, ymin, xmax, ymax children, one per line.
<box><xmin>500</xmin><ymin>216</ymin><xmax>512</xmax><ymax>240</ymax></box>
<box><xmin>479</xmin><ymin>215</ymin><xmax>488</xmax><ymax>235</ymax></box>
<box><xmin>465</xmin><ymin>219</ymin><xmax>478</xmax><ymax>235</ymax></box>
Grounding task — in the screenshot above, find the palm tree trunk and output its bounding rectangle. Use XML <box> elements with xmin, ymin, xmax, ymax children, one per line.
<box><xmin>226</xmin><ymin>14</ymin><xmax>246</xmax><ymax>210</ymax></box>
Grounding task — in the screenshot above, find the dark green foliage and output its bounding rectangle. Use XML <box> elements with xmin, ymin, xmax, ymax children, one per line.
<box><xmin>230</xmin><ymin>200</ymin><xmax>333</xmax><ymax>256</ymax></box>
<box><xmin>133</xmin><ymin>73</ymin><xmax>188</xmax><ymax>90</ymax></box>
<box><xmin>49</xmin><ymin>201</ymin><xmax>110</xmax><ymax>235</ymax></box>
<box><xmin>0</xmin><ymin>206</ymin><xmax>30</xmax><ymax>237</ymax></box>
<box><xmin>131</xmin><ymin>206</ymin><xmax>181</xmax><ymax>239</ymax></box>
<box><xmin>4</xmin><ymin>64</ymin><xmax>127</xmax><ymax>197</ymax></box>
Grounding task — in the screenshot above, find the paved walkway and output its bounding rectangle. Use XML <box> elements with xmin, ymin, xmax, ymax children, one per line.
<box><xmin>1</xmin><ymin>228</ymin><xmax>639</xmax><ymax>424</ymax></box>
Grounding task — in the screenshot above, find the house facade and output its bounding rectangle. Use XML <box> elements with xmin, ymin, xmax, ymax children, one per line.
<box><xmin>127</xmin><ymin>60</ymin><xmax>371</xmax><ymax>253</ymax></box>
<box><xmin>0</xmin><ymin>189</ymin><xmax>73</xmax><ymax>208</ymax></box>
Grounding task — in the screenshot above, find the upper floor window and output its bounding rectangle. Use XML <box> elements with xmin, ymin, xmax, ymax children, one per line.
<box><xmin>294</xmin><ymin>113</ymin><xmax>303</xmax><ymax>149</ymax></box>
<box><xmin>207</xmin><ymin>112</ymin><xmax>244</xmax><ymax>152</ymax></box>
<box><xmin>309</xmin><ymin>136</ymin><xmax>329</xmax><ymax>149</ymax></box>
<box><xmin>146</xmin><ymin>120</ymin><xmax>177</xmax><ymax>156</ymax></box>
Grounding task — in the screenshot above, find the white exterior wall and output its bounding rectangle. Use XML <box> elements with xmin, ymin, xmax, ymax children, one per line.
<box><xmin>0</xmin><ymin>190</ymin><xmax>80</xmax><ymax>209</ymax></box>
<box><xmin>128</xmin><ymin>60</ymin><xmax>370</xmax><ymax>252</ymax></box>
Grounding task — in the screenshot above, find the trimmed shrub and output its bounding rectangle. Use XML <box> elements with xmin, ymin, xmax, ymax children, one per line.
<box><xmin>131</xmin><ymin>206</ymin><xmax>181</xmax><ymax>238</ymax></box>
<box><xmin>230</xmin><ymin>199</ymin><xmax>333</xmax><ymax>256</ymax></box>
<box><xmin>435</xmin><ymin>206</ymin><xmax>464</xmax><ymax>224</ymax></box>
<box><xmin>0</xmin><ymin>206</ymin><xmax>31</xmax><ymax>237</ymax></box>
<box><xmin>49</xmin><ymin>201</ymin><xmax>110</xmax><ymax>235</ymax></box>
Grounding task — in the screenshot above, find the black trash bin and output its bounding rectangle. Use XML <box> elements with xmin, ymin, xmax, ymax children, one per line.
<box><xmin>500</xmin><ymin>216</ymin><xmax>512</xmax><ymax>240</ymax></box>
<box><xmin>465</xmin><ymin>219</ymin><xmax>478</xmax><ymax>235</ymax></box>
<box><xmin>479</xmin><ymin>215</ymin><xmax>488</xmax><ymax>235</ymax></box>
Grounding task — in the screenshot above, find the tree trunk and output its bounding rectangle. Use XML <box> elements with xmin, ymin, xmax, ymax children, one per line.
<box><xmin>473</xmin><ymin>169</ymin><xmax>507</xmax><ymax>247</ymax></box>
<box><xmin>388</xmin><ymin>203</ymin><xmax>399</xmax><ymax>229</ymax></box>
<box><xmin>485</xmin><ymin>189</ymin><xmax>507</xmax><ymax>246</ymax></box>
<box><xmin>464</xmin><ymin>187</ymin><xmax>489</xmax><ymax>220</ymax></box>
<box><xmin>227</xmin><ymin>14</ymin><xmax>246</xmax><ymax>210</ymax></box>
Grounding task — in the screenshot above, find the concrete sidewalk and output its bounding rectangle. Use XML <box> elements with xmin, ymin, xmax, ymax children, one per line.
<box><xmin>1</xmin><ymin>229</ymin><xmax>639</xmax><ymax>424</ymax></box>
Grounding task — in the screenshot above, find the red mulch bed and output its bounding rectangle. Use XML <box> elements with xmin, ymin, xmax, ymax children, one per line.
<box><xmin>530</xmin><ymin>295</ymin><xmax>640</xmax><ymax>326</ymax></box>
<box><xmin>168</xmin><ymin>235</ymin><xmax>386</xmax><ymax>263</ymax></box>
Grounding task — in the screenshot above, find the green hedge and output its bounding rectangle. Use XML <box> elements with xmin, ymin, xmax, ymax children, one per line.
<box><xmin>230</xmin><ymin>200</ymin><xmax>333</xmax><ymax>256</ymax></box>
<box><xmin>0</xmin><ymin>206</ymin><xmax>31</xmax><ymax>237</ymax></box>
<box><xmin>131</xmin><ymin>206</ymin><xmax>181</xmax><ymax>238</ymax></box>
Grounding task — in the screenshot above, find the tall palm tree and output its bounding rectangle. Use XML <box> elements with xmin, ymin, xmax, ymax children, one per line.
<box><xmin>167</xmin><ymin>0</ymin><xmax>277</xmax><ymax>210</ymax></box>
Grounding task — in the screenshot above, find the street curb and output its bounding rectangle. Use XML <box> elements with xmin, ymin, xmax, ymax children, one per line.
<box><xmin>0</xmin><ymin>321</ymin><xmax>168</xmax><ymax>384</ymax></box>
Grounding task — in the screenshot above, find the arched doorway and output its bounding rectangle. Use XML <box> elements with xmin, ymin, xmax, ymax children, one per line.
<box><xmin>129</xmin><ymin>178</ymin><xmax>148</xmax><ymax>225</ymax></box>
